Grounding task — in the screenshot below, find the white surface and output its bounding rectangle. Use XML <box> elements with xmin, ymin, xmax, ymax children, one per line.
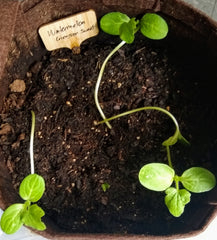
<box><xmin>175</xmin><ymin>214</ymin><xmax>217</xmax><ymax>240</ymax></box>
<box><xmin>184</xmin><ymin>0</ymin><xmax>217</xmax><ymax>20</ymax></box>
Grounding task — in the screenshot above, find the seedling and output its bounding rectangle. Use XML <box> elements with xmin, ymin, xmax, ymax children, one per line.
<box><xmin>94</xmin><ymin>12</ymin><xmax>168</xmax><ymax>128</ymax></box>
<box><xmin>101</xmin><ymin>183</ymin><xmax>110</xmax><ymax>192</ymax></box>
<box><xmin>99</xmin><ymin>106</ymin><xmax>216</xmax><ymax>217</ymax></box>
<box><xmin>0</xmin><ymin>111</ymin><xmax>46</xmax><ymax>234</ymax></box>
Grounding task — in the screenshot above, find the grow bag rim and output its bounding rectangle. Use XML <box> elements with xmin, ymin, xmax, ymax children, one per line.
<box><xmin>1</xmin><ymin>0</ymin><xmax>217</xmax><ymax>239</ymax></box>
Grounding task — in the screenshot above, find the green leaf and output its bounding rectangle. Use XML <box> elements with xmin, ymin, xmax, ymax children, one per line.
<box><xmin>162</xmin><ymin>132</ymin><xmax>189</xmax><ymax>147</ymax></box>
<box><xmin>0</xmin><ymin>204</ymin><xmax>24</xmax><ymax>234</ymax></box>
<box><xmin>178</xmin><ymin>133</ymin><xmax>190</xmax><ymax>146</ymax></box>
<box><xmin>101</xmin><ymin>183</ymin><xmax>110</xmax><ymax>192</ymax></box>
<box><xmin>19</xmin><ymin>174</ymin><xmax>45</xmax><ymax>202</ymax></box>
<box><xmin>119</xmin><ymin>18</ymin><xmax>139</xmax><ymax>43</ymax></box>
<box><xmin>22</xmin><ymin>204</ymin><xmax>46</xmax><ymax>231</ymax></box>
<box><xmin>100</xmin><ymin>12</ymin><xmax>130</xmax><ymax>35</ymax></box>
<box><xmin>140</xmin><ymin>13</ymin><xmax>168</xmax><ymax>40</ymax></box>
<box><xmin>165</xmin><ymin>187</ymin><xmax>191</xmax><ymax>217</ymax></box>
<box><xmin>138</xmin><ymin>163</ymin><xmax>175</xmax><ymax>191</ymax></box>
<box><xmin>162</xmin><ymin>135</ymin><xmax>178</xmax><ymax>147</ymax></box>
<box><xmin>181</xmin><ymin>167</ymin><xmax>216</xmax><ymax>193</ymax></box>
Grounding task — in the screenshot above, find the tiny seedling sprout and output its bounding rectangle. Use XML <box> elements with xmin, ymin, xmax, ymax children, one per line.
<box><xmin>94</xmin><ymin>12</ymin><xmax>168</xmax><ymax>128</ymax></box>
<box><xmin>101</xmin><ymin>183</ymin><xmax>110</xmax><ymax>192</ymax></box>
<box><xmin>99</xmin><ymin>106</ymin><xmax>216</xmax><ymax>217</ymax></box>
<box><xmin>0</xmin><ymin>111</ymin><xmax>46</xmax><ymax>234</ymax></box>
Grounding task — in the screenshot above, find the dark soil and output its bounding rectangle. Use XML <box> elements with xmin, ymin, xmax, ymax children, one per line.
<box><xmin>1</xmin><ymin>22</ymin><xmax>217</xmax><ymax>236</ymax></box>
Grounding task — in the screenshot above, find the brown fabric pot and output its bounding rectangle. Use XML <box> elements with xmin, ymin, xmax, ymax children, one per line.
<box><xmin>1</xmin><ymin>0</ymin><xmax>217</xmax><ymax>239</ymax></box>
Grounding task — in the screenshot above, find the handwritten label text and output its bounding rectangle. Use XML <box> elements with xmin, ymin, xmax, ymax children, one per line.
<box><xmin>38</xmin><ymin>10</ymin><xmax>99</xmax><ymax>51</ymax></box>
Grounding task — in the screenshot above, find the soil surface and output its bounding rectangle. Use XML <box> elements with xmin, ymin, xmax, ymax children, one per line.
<box><xmin>1</xmin><ymin>22</ymin><xmax>217</xmax><ymax>235</ymax></box>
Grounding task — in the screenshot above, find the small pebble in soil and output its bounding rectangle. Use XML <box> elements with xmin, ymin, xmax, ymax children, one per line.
<box><xmin>9</xmin><ymin>79</ymin><xmax>26</xmax><ymax>92</ymax></box>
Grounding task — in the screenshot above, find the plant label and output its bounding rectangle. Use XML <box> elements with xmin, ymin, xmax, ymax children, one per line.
<box><xmin>38</xmin><ymin>9</ymin><xmax>99</xmax><ymax>51</ymax></box>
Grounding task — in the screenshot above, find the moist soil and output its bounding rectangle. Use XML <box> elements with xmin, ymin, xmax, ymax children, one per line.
<box><xmin>1</xmin><ymin>24</ymin><xmax>217</xmax><ymax>236</ymax></box>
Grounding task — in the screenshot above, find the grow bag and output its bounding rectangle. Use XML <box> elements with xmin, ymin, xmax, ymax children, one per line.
<box><xmin>1</xmin><ymin>0</ymin><xmax>217</xmax><ymax>239</ymax></box>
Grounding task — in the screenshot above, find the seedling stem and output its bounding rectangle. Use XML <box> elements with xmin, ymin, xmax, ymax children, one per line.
<box><xmin>30</xmin><ymin>110</ymin><xmax>35</xmax><ymax>174</ymax></box>
<box><xmin>95</xmin><ymin>40</ymin><xmax>126</xmax><ymax>129</ymax></box>
<box><xmin>166</xmin><ymin>145</ymin><xmax>173</xmax><ymax>169</ymax></box>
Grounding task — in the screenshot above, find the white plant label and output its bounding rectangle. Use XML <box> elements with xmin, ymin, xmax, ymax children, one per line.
<box><xmin>38</xmin><ymin>9</ymin><xmax>99</xmax><ymax>51</ymax></box>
